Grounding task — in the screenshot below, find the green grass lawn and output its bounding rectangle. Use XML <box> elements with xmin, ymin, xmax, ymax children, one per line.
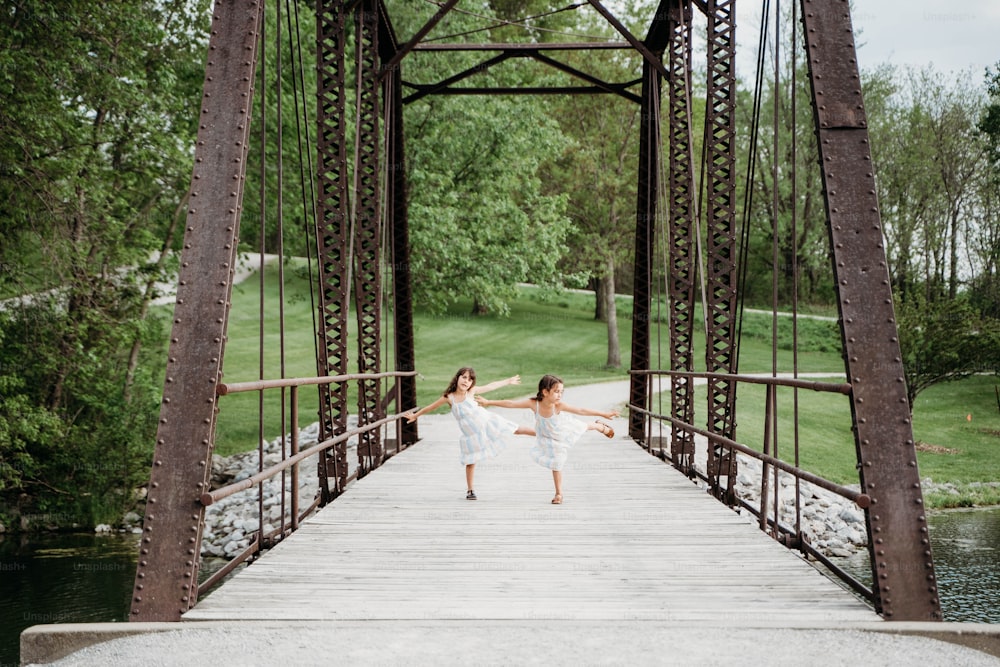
<box><xmin>156</xmin><ymin>262</ymin><xmax>1000</xmax><ymax>507</ymax></box>
<box><xmin>729</xmin><ymin>375</ymin><xmax>1000</xmax><ymax>507</ymax></box>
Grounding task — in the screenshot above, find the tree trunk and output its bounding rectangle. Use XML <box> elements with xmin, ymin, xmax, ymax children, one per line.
<box><xmin>126</xmin><ymin>194</ymin><xmax>186</xmax><ymax>399</ymax></box>
<box><xmin>602</xmin><ymin>259</ymin><xmax>620</xmax><ymax>368</ymax></box>
<box><xmin>592</xmin><ymin>277</ymin><xmax>605</xmax><ymax>321</ymax></box>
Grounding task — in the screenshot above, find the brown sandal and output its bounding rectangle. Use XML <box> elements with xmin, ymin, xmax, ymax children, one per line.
<box><xmin>551</xmin><ymin>494</ymin><xmax>563</xmax><ymax>505</ymax></box>
<box><xmin>594</xmin><ymin>421</ymin><xmax>614</xmax><ymax>439</ymax></box>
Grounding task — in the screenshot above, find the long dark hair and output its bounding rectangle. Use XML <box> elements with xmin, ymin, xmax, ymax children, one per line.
<box><xmin>534</xmin><ymin>374</ymin><xmax>563</xmax><ymax>401</ymax></box>
<box><xmin>443</xmin><ymin>367</ymin><xmax>476</xmax><ymax>396</ymax></box>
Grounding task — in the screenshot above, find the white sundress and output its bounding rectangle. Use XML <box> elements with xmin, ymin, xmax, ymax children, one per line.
<box><xmin>529</xmin><ymin>402</ymin><xmax>588</xmax><ymax>471</ymax></box>
<box><xmin>450</xmin><ymin>393</ymin><xmax>518</xmax><ymax>465</ymax></box>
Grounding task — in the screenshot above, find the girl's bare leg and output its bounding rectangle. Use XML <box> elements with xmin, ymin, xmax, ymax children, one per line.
<box><xmin>551</xmin><ymin>470</ymin><xmax>563</xmax><ymax>504</ymax></box>
<box><xmin>466</xmin><ymin>464</ymin><xmax>475</xmax><ymax>491</ymax></box>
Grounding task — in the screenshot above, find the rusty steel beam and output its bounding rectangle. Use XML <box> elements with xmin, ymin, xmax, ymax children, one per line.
<box><xmin>628</xmin><ymin>59</ymin><xmax>661</xmax><ymax>441</ymax></box>
<box><xmin>800</xmin><ymin>0</ymin><xmax>941</xmax><ymax>621</ymax></box>
<box><xmin>130</xmin><ymin>0</ymin><xmax>264</xmax><ymax>622</ymax></box>
<box><xmin>380</xmin><ymin>0</ymin><xmax>458</xmax><ymax>77</ymax></box>
<box><xmin>703</xmin><ymin>0</ymin><xmax>738</xmax><ymax>504</ymax></box>
<box><xmin>315</xmin><ymin>0</ymin><xmax>352</xmax><ymax>501</ymax></box>
<box><xmin>353</xmin><ymin>0</ymin><xmax>384</xmax><ymax>476</ymax></box>
<box><xmin>412</xmin><ymin>42</ymin><xmax>632</xmax><ymax>52</ymax></box>
<box><xmin>387</xmin><ymin>67</ymin><xmax>418</xmax><ymax>446</ymax></box>
<box><xmin>665</xmin><ymin>0</ymin><xmax>697</xmax><ymax>475</ymax></box>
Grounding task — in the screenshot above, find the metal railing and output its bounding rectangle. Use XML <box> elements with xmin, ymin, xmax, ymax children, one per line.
<box><xmin>195</xmin><ymin>370</ymin><xmax>417</xmax><ymax>596</ymax></box>
<box><xmin>628</xmin><ymin>369</ymin><xmax>874</xmax><ymax>601</ymax></box>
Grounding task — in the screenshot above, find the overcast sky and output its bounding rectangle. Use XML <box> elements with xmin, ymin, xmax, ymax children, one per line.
<box><xmin>733</xmin><ymin>0</ymin><xmax>999</xmax><ymax>79</ymax></box>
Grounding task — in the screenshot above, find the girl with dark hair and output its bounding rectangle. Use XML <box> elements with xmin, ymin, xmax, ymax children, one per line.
<box><xmin>477</xmin><ymin>374</ymin><xmax>617</xmax><ymax>504</ymax></box>
<box><xmin>404</xmin><ymin>367</ymin><xmax>533</xmax><ymax>500</ymax></box>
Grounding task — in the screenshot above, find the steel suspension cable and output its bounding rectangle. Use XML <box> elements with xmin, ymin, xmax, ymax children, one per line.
<box><xmin>733</xmin><ymin>0</ymin><xmax>772</xmax><ymax>375</ymax></box>
<box><xmin>284</xmin><ymin>0</ymin><xmax>322</xmax><ymax>382</ymax></box>
<box><xmin>652</xmin><ymin>70</ymin><xmax>668</xmax><ymax>457</ymax></box>
<box><xmin>789</xmin><ymin>0</ymin><xmax>803</xmax><ymax>537</ymax></box>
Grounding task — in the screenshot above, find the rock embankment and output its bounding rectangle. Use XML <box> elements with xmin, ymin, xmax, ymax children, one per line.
<box><xmin>201</xmin><ymin>422</ymin><xmax>329</xmax><ymax>558</ymax></box>
<box><xmin>728</xmin><ymin>454</ymin><xmax>868</xmax><ymax>558</ymax></box>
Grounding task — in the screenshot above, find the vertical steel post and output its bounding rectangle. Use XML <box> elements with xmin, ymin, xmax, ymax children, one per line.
<box><xmin>800</xmin><ymin>0</ymin><xmax>941</xmax><ymax>621</ymax></box>
<box><xmin>386</xmin><ymin>67</ymin><xmax>418</xmax><ymax>445</ymax></box>
<box><xmin>628</xmin><ymin>60</ymin><xmax>661</xmax><ymax>441</ymax></box>
<box><xmin>353</xmin><ymin>0</ymin><xmax>384</xmax><ymax>476</ymax></box>
<box><xmin>315</xmin><ymin>0</ymin><xmax>351</xmax><ymax>501</ymax></box>
<box><xmin>703</xmin><ymin>0</ymin><xmax>739</xmax><ymax>504</ymax></box>
<box><xmin>130</xmin><ymin>0</ymin><xmax>264</xmax><ymax>622</ymax></box>
<box><xmin>666</xmin><ymin>0</ymin><xmax>696</xmax><ymax>474</ymax></box>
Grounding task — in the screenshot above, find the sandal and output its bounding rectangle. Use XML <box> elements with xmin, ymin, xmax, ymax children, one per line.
<box><xmin>594</xmin><ymin>421</ymin><xmax>614</xmax><ymax>439</ymax></box>
<box><xmin>466</xmin><ymin>490</ymin><xmax>477</xmax><ymax>500</ymax></box>
<box><xmin>551</xmin><ymin>494</ymin><xmax>563</xmax><ymax>505</ymax></box>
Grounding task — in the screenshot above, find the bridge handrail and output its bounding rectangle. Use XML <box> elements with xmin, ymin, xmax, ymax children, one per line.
<box><xmin>627</xmin><ymin>403</ymin><xmax>870</xmax><ymax>509</ymax></box>
<box><xmin>216</xmin><ymin>370</ymin><xmax>418</xmax><ymax>395</ymax></box>
<box><xmin>629</xmin><ymin>369</ymin><xmax>852</xmax><ymax>394</ymax></box>
<box><xmin>196</xmin><ymin>370</ymin><xmax>418</xmax><ymax>595</ymax></box>
<box><xmin>199</xmin><ymin>411</ymin><xmax>404</xmax><ymax>507</ymax></box>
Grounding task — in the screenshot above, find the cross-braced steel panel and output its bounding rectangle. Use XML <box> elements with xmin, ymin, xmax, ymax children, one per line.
<box><xmin>703</xmin><ymin>0</ymin><xmax>738</xmax><ymax>503</ymax></box>
<box><xmin>130</xmin><ymin>0</ymin><xmax>263</xmax><ymax>622</ymax></box>
<box><xmin>666</xmin><ymin>1</ymin><xmax>696</xmax><ymax>473</ymax></box>
<box><xmin>315</xmin><ymin>0</ymin><xmax>351</xmax><ymax>501</ymax></box>
<box><xmin>800</xmin><ymin>0</ymin><xmax>941</xmax><ymax>622</ymax></box>
<box><xmin>353</xmin><ymin>1</ymin><xmax>384</xmax><ymax>476</ymax></box>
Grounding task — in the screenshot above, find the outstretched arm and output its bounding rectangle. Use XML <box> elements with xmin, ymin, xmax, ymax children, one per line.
<box><xmin>472</xmin><ymin>374</ymin><xmax>521</xmax><ymax>395</ymax></box>
<box><xmin>404</xmin><ymin>395</ymin><xmax>449</xmax><ymax>423</ymax></box>
<box><xmin>476</xmin><ymin>395</ymin><xmax>534</xmax><ymax>410</ymax></box>
<box><xmin>558</xmin><ymin>403</ymin><xmax>619</xmax><ymax>420</ymax></box>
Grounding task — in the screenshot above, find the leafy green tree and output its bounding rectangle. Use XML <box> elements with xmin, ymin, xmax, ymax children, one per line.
<box><xmin>739</xmin><ymin>63</ymin><xmax>833</xmax><ymax>307</ymax></box>
<box><xmin>970</xmin><ymin>63</ymin><xmax>1000</xmax><ymax>319</ymax></box>
<box><xmin>239</xmin><ymin>0</ymin><xmax>318</xmax><ymax>256</ymax></box>
<box><xmin>896</xmin><ymin>293</ymin><xmax>1000</xmax><ymax>413</ymax></box>
<box><xmin>871</xmin><ymin>65</ymin><xmax>988</xmax><ymax>302</ymax></box>
<box><xmin>545</xmin><ymin>58</ymin><xmax>641</xmax><ymax>367</ymax></box>
<box><xmin>0</xmin><ymin>0</ymin><xmax>209</xmax><ymax>527</ymax></box>
<box><xmin>393</xmin><ymin>3</ymin><xmax>573</xmax><ymax>315</ymax></box>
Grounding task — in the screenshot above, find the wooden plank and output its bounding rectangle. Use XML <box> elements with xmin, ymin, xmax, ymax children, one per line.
<box><xmin>185</xmin><ymin>416</ymin><xmax>880</xmax><ymax>625</ymax></box>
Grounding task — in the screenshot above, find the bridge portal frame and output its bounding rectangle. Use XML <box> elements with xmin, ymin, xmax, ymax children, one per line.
<box><xmin>131</xmin><ymin>0</ymin><xmax>940</xmax><ymax>623</ymax></box>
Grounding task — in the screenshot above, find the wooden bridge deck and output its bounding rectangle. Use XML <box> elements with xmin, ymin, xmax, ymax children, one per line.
<box><xmin>184</xmin><ymin>413</ymin><xmax>879</xmax><ymax>626</ymax></box>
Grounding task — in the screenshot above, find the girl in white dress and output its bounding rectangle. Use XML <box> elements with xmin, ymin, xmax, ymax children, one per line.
<box><xmin>477</xmin><ymin>374</ymin><xmax>617</xmax><ymax>504</ymax></box>
<box><xmin>404</xmin><ymin>367</ymin><xmax>533</xmax><ymax>500</ymax></box>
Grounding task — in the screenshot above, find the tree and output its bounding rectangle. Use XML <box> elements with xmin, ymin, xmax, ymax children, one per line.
<box><xmin>239</xmin><ymin>0</ymin><xmax>318</xmax><ymax>257</ymax></box>
<box><xmin>0</xmin><ymin>0</ymin><xmax>210</xmax><ymax>528</ymax></box>
<box><xmin>969</xmin><ymin>63</ymin><xmax>1000</xmax><ymax>319</ymax></box>
<box><xmin>394</xmin><ymin>2</ymin><xmax>574</xmax><ymax>316</ymax></box>
<box><xmin>546</xmin><ymin>63</ymin><xmax>640</xmax><ymax>368</ymax></box>
<box><xmin>896</xmin><ymin>293</ymin><xmax>1000</xmax><ymax>413</ymax></box>
<box><xmin>871</xmin><ymin>66</ymin><xmax>988</xmax><ymax>303</ymax></box>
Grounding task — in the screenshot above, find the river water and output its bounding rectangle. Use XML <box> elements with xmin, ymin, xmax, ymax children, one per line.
<box><xmin>2</xmin><ymin>508</ymin><xmax>999</xmax><ymax>665</ymax></box>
